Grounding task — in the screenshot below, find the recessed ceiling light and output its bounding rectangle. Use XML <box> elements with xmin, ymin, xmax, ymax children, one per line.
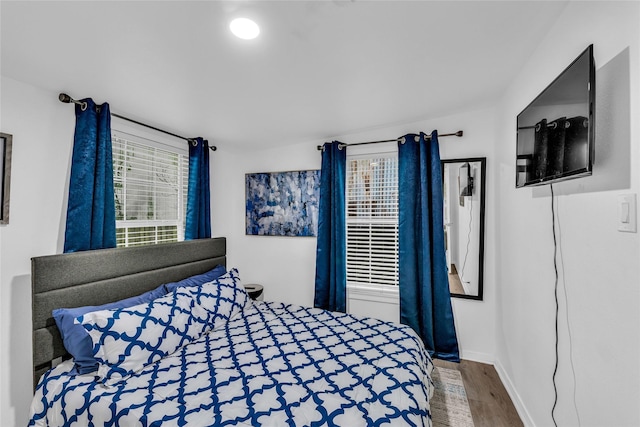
<box><xmin>230</xmin><ymin>18</ymin><xmax>260</xmax><ymax>40</ymax></box>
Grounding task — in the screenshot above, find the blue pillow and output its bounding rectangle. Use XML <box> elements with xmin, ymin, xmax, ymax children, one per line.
<box><xmin>163</xmin><ymin>265</ymin><xmax>226</xmax><ymax>293</ymax></box>
<box><xmin>53</xmin><ymin>284</ymin><xmax>168</xmax><ymax>375</ymax></box>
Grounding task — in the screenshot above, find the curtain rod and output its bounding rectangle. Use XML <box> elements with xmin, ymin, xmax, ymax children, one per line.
<box><xmin>58</xmin><ymin>93</ymin><xmax>217</xmax><ymax>151</ymax></box>
<box><xmin>315</xmin><ymin>130</ymin><xmax>463</xmax><ymax>151</ymax></box>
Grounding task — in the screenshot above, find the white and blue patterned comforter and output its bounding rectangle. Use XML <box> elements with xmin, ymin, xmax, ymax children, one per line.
<box><xmin>29</xmin><ymin>301</ymin><xmax>434</xmax><ymax>427</ymax></box>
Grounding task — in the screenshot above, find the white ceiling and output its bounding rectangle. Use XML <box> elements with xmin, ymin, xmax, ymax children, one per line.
<box><xmin>1</xmin><ymin>1</ymin><xmax>568</xmax><ymax>150</ymax></box>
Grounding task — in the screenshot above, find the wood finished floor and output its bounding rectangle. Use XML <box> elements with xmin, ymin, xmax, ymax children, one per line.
<box><xmin>433</xmin><ymin>358</ymin><xmax>523</xmax><ymax>427</ymax></box>
<box><xmin>448</xmin><ymin>265</ymin><xmax>466</xmax><ymax>295</ymax></box>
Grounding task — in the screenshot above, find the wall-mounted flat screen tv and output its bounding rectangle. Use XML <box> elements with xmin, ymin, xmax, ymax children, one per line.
<box><xmin>516</xmin><ymin>44</ymin><xmax>595</xmax><ymax>188</ymax></box>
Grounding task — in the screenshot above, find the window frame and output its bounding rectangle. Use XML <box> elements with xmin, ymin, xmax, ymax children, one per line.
<box><xmin>345</xmin><ymin>142</ymin><xmax>399</xmax><ymax>293</ymax></box>
<box><xmin>111</xmin><ymin>126</ymin><xmax>189</xmax><ymax>248</ymax></box>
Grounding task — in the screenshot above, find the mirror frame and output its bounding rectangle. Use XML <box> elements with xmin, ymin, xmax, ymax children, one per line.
<box><xmin>441</xmin><ymin>157</ymin><xmax>486</xmax><ymax>300</ymax></box>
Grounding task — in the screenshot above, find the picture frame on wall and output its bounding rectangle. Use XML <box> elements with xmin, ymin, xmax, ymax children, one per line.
<box><xmin>245</xmin><ymin>170</ymin><xmax>321</xmax><ymax>237</ymax></box>
<box><xmin>0</xmin><ymin>133</ymin><xmax>12</xmax><ymax>225</ymax></box>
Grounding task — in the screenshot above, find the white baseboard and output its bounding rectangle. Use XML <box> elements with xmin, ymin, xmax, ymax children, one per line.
<box><xmin>460</xmin><ymin>350</ymin><xmax>493</xmax><ymax>365</ymax></box>
<box><xmin>492</xmin><ymin>359</ymin><xmax>536</xmax><ymax>427</ymax></box>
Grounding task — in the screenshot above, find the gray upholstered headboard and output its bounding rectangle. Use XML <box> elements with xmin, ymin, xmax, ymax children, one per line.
<box><xmin>31</xmin><ymin>237</ymin><xmax>226</xmax><ymax>389</ymax></box>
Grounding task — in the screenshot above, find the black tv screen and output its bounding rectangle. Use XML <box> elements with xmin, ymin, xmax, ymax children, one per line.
<box><xmin>516</xmin><ymin>45</ymin><xmax>595</xmax><ymax>188</ymax></box>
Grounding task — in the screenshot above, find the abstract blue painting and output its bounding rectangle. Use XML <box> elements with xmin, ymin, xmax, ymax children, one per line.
<box><xmin>246</xmin><ymin>170</ymin><xmax>321</xmax><ymax>237</ymax></box>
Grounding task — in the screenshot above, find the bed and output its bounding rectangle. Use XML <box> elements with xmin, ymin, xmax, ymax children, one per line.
<box><xmin>28</xmin><ymin>238</ymin><xmax>434</xmax><ymax>426</ymax></box>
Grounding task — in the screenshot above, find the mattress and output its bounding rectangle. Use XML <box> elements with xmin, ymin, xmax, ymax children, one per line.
<box><xmin>29</xmin><ymin>301</ymin><xmax>434</xmax><ymax>427</ymax></box>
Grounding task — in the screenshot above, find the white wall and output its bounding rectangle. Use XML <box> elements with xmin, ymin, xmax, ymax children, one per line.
<box><xmin>494</xmin><ymin>2</ymin><xmax>640</xmax><ymax>426</ymax></box>
<box><xmin>0</xmin><ymin>76</ymin><xmax>75</xmax><ymax>427</ymax></box>
<box><xmin>214</xmin><ymin>105</ymin><xmax>498</xmax><ymax>364</ymax></box>
<box><xmin>211</xmin><ymin>142</ymin><xmax>320</xmax><ymax>308</ymax></box>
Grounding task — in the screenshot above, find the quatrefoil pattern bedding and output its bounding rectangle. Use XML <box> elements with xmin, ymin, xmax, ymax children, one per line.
<box><xmin>79</xmin><ymin>268</ymin><xmax>249</xmax><ymax>384</ymax></box>
<box><xmin>30</xmin><ymin>290</ymin><xmax>434</xmax><ymax>426</ymax></box>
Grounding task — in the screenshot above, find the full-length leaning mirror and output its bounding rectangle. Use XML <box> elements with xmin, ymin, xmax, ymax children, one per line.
<box><xmin>441</xmin><ymin>157</ymin><xmax>486</xmax><ymax>300</ymax></box>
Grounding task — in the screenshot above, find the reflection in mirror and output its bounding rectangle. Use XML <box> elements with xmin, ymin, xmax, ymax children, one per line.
<box><xmin>442</xmin><ymin>158</ymin><xmax>486</xmax><ymax>300</ymax></box>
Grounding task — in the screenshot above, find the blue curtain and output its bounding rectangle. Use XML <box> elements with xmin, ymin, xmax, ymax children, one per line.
<box><xmin>398</xmin><ymin>131</ymin><xmax>459</xmax><ymax>362</ymax></box>
<box><xmin>64</xmin><ymin>99</ymin><xmax>116</xmax><ymax>253</ymax></box>
<box><xmin>314</xmin><ymin>141</ymin><xmax>347</xmax><ymax>312</ymax></box>
<box><xmin>185</xmin><ymin>137</ymin><xmax>211</xmax><ymax>240</ymax></box>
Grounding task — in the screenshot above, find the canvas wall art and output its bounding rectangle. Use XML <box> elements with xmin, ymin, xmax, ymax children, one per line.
<box><xmin>246</xmin><ymin>170</ymin><xmax>320</xmax><ymax>237</ymax></box>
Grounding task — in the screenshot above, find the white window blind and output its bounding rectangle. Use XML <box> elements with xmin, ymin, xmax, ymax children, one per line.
<box><xmin>112</xmin><ymin>134</ymin><xmax>189</xmax><ymax>247</ymax></box>
<box><xmin>346</xmin><ymin>154</ymin><xmax>399</xmax><ymax>287</ymax></box>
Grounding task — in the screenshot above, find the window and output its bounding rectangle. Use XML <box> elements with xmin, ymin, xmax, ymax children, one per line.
<box><xmin>346</xmin><ymin>153</ymin><xmax>399</xmax><ymax>287</ymax></box>
<box><xmin>112</xmin><ymin>133</ymin><xmax>189</xmax><ymax>247</ymax></box>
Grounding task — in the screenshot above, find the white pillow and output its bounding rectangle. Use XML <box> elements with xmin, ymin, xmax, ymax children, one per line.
<box><xmin>78</xmin><ymin>268</ymin><xmax>251</xmax><ymax>384</ymax></box>
<box><xmin>184</xmin><ymin>268</ymin><xmax>251</xmax><ymax>329</ymax></box>
<box><xmin>79</xmin><ymin>288</ymin><xmax>210</xmax><ymax>384</ymax></box>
